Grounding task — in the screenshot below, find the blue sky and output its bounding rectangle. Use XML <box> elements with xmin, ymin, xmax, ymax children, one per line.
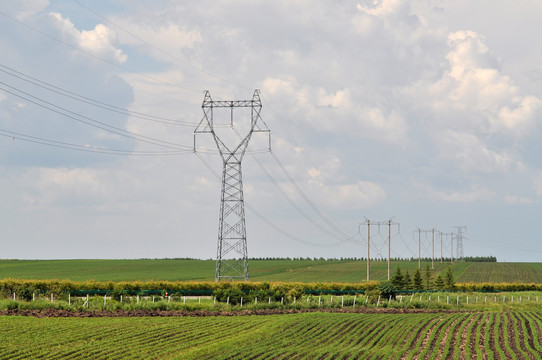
<box><xmin>1</xmin><ymin>0</ymin><xmax>542</xmax><ymax>262</ymax></box>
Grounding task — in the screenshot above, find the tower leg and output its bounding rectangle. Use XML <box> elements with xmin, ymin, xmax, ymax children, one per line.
<box><xmin>215</xmin><ymin>161</ymin><xmax>249</xmax><ymax>281</ymax></box>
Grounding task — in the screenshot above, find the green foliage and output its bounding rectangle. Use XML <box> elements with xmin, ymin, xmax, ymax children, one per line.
<box><xmin>413</xmin><ymin>268</ymin><xmax>423</xmax><ymax>290</ymax></box>
<box><xmin>377</xmin><ymin>280</ymin><xmax>396</xmax><ymax>300</ymax></box>
<box><xmin>433</xmin><ymin>274</ymin><xmax>444</xmax><ymax>290</ymax></box>
<box><xmin>365</xmin><ymin>289</ymin><xmax>382</xmax><ymax>304</ymax></box>
<box><xmin>445</xmin><ymin>267</ymin><xmax>455</xmax><ymax>290</ymax></box>
<box><xmin>424</xmin><ymin>264</ymin><xmax>432</xmax><ymax>290</ymax></box>
<box><xmin>403</xmin><ymin>271</ymin><xmax>412</xmax><ymax>290</ymax></box>
<box><xmin>391</xmin><ymin>267</ymin><xmax>405</xmax><ymax>290</ymax></box>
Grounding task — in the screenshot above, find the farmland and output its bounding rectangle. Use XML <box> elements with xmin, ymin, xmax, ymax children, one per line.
<box><xmin>0</xmin><ymin>258</ymin><xmax>539</xmax><ymax>283</ymax></box>
<box><xmin>1</xmin><ymin>311</ymin><xmax>542</xmax><ymax>359</ymax></box>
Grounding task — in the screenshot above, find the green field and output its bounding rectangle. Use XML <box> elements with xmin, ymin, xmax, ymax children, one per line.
<box><xmin>0</xmin><ymin>259</ymin><xmax>541</xmax><ymax>283</ymax></box>
<box><xmin>1</xmin><ymin>311</ymin><xmax>541</xmax><ymax>359</ymax></box>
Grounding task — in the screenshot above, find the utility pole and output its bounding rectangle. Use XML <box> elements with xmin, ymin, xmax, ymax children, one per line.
<box><xmin>440</xmin><ymin>232</ymin><xmax>443</xmax><ymax>263</ymax></box>
<box><xmin>194</xmin><ymin>90</ymin><xmax>270</xmax><ymax>281</ymax></box>
<box><xmin>388</xmin><ymin>219</ymin><xmax>391</xmax><ymax>281</ymax></box>
<box><xmin>362</xmin><ymin>218</ymin><xmax>398</xmax><ymax>281</ymax></box>
<box><xmin>451</xmin><ymin>233</ymin><xmax>454</xmax><ymax>264</ymax></box>
<box><xmin>418</xmin><ymin>229</ymin><xmax>421</xmax><ymax>269</ymax></box>
<box><xmin>367</xmin><ymin>219</ymin><xmax>370</xmax><ymax>282</ymax></box>
<box><xmin>432</xmin><ymin>228</ymin><xmax>435</xmax><ymax>269</ymax></box>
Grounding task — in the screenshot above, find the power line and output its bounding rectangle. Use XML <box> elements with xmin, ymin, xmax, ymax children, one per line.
<box><xmin>270</xmin><ymin>151</ymin><xmax>356</xmax><ymax>241</ymax></box>
<box><xmin>0</xmin><ymin>10</ymin><xmax>201</xmax><ymax>94</ymax></box>
<box><xmin>72</xmin><ymin>0</ymin><xmax>251</xmax><ymax>91</ymax></box>
<box><xmin>194</xmin><ymin>152</ymin><xmax>347</xmax><ymax>248</ymax></box>
<box><xmin>0</xmin><ymin>82</ymin><xmax>195</xmax><ymax>151</ymax></box>
<box><xmin>0</xmin><ymin>128</ymin><xmax>190</xmax><ymax>156</ymax></box>
<box><xmin>0</xmin><ymin>64</ymin><xmax>202</xmax><ymax>127</ymax></box>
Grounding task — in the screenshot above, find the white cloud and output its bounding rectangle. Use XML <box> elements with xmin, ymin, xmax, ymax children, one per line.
<box><xmin>417</xmin><ymin>30</ymin><xmax>541</xmax><ymax>137</ymax></box>
<box><xmin>421</xmin><ymin>183</ymin><xmax>495</xmax><ymax>203</ymax></box>
<box><xmin>49</xmin><ymin>12</ymin><xmax>127</xmax><ymax>64</ymax></box>
<box><xmin>437</xmin><ymin>130</ymin><xmax>518</xmax><ymax>174</ymax></box>
<box><xmin>3</xmin><ymin>0</ymin><xmax>49</xmax><ymax>20</ymax></box>
<box><xmin>308</xmin><ymin>179</ymin><xmax>386</xmax><ymax>210</ymax></box>
<box><xmin>504</xmin><ymin>195</ymin><xmax>533</xmax><ymax>204</ymax></box>
<box><xmin>261</xmin><ymin>77</ymin><xmax>409</xmax><ymax>146</ymax></box>
<box><xmin>21</xmin><ymin>167</ymin><xmax>105</xmax><ymax>208</ymax></box>
<box><xmin>111</xmin><ymin>19</ymin><xmax>202</xmax><ymax>64</ymax></box>
<box><xmin>533</xmin><ymin>171</ymin><xmax>542</xmax><ymax>197</ymax></box>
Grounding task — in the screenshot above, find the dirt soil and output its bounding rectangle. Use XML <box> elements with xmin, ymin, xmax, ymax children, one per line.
<box><xmin>0</xmin><ymin>307</ymin><xmax>466</xmax><ymax>318</ymax></box>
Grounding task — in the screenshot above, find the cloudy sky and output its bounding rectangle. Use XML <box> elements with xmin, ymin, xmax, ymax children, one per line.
<box><xmin>1</xmin><ymin>0</ymin><xmax>542</xmax><ymax>262</ymax></box>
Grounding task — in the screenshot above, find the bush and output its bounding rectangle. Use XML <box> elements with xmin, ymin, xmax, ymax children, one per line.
<box><xmin>378</xmin><ymin>281</ymin><xmax>397</xmax><ymax>300</ymax></box>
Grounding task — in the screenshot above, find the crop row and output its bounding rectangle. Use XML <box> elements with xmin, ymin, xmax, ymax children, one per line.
<box><xmin>1</xmin><ymin>311</ymin><xmax>542</xmax><ymax>358</ymax></box>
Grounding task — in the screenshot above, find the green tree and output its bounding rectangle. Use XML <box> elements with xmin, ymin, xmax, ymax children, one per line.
<box><xmin>378</xmin><ymin>280</ymin><xmax>396</xmax><ymax>300</ymax></box>
<box><xmin>390</xmin><ymin>267</ymin><xmax>405</xmax><ymax>290</ymax></box>
<box><xmin>413</xmin><ymin>268</ymin><xmax>423</xmax><ymax>290</ymax></box>
<box><xmin>424</xmin><ymin>264</ymin><xmax>432</xmax><ymax>290</ymax></box>
<box><xmin>433</xmin><ymin>274</ymin><xmax>444</xmax><ymax>290</ymax></box>
<box><xmin>403</xmin><ymin>271</ymin><xmax>412</xmax><ymax>290</ymax></box>
<box><xmin>444</xmin><ymin>267</ymin><xmax>455</xmax><ymax>290</ymax></box>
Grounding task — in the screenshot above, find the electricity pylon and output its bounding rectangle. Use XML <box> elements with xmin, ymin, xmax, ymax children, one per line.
<box><xmin>454</xmin><ymin>226</ymin><xmax>466</xmax><ymax>259</ymax></box>
<box><xmin>194</xmin><ymin>90</ymin><xmax>270</xmax><ymax>281</ymax></box>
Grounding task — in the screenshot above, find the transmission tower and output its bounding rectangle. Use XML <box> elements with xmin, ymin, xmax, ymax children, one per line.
<box><xmin>454</xmin><ymin>226</ymin><xmax>466</xmax><ymax>259</ymax></box>
<box><xmin>194</xmin><ymin>90</ymin><xmax>270</xmax><ymax>281</ymax></box>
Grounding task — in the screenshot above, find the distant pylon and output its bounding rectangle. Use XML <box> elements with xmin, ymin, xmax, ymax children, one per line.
<box><xmin>454</xmin><ymin>226</ymin><xmax>466</xmax><ymax>259</ymax></box>
<box><xmin>194</xmin><ymin>90</ymin><xmax>270</xmax><ymax>281</ymax></box>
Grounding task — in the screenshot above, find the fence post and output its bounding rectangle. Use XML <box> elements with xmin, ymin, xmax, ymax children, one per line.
<box><xmin>51</xmin><ymin>293</ymin><xmax>53</xmax><ymax>303</ymax></box>
<box><xmin>104</xmin><ymin>295</ymin><xmax>107</xmax><ymax>306</ymax></box>
<box><xmin>240</xmin><ymin>297</ymin><xmax>243</xmax><ymax>307</ymax></box>
<box><xmin>255</xmin><ymin>297</ymin><xmax>258</xmax><ymax>304</ymax></box>
<box><xmin>341</xmin><ymin>296</ymin><xmax>344</xmax><ymax>307</ymax></box>
<box><xmin>318</xmin><ymin>297</ymin><xmax>321</xmax><ymax>307</ymax></box>
<box><xmin>353</xmin><ymin>295</ymin><xmax>356</xmax><ymax>307</ymax></box>
<box><xmin>293</xmin><ymin>297</ymin><xmax>296</xmax><ymax>304</ymax></box>
<box><xmin>269</xmin><ymin>297</ymin><xmax>272</xmax><ymax>304</ymax></box>
<box><xmin>69</xmin><ymin>294</ymin><xmax>71</xmax><ymax>305</ymax></box>
<box><xmin>33</xmin><ymin>292</ymin><xmax>35</xmax><ymax>302</ymax></box>
<box><xmin>376</xmin><ymin>296</ymin><xmax>380</xmax><ymax>307</ymax></box>
<box><xmin>227</xmin><ymin>296</ymin><xmax>229</xmax><ymax>305</ymax></box>
<box><xmin>87</xmin><ymin>294</ymin><xmax>89</xmax><ymax>308</ymax></box>
<box><xmin>281</xmin><ymin>297</ymin><xmax>284</xmax><ymax>305</ymax></box>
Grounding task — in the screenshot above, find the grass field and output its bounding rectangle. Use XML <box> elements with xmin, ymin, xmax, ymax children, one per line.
<box><xmin>0</xmin><ymin>259</ymin><xmax>541</xmax><ymax>283</ymax></box>
<box><xmin>1</xmin><ymin>311</ymin><xmax>542</xmax><ymax>359</ymax></box>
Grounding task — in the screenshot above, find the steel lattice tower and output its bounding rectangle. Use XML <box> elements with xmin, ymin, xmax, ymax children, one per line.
<box><xmin>194</xmin><ymin>90</ymin><xmax>270</xmax><ymax>281</ymax></box>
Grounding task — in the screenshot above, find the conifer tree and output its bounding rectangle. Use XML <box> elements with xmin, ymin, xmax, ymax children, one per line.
<box><xmin>445</xmin><ymin>266</ymin><xmax>455</xmax><ymax>290</ymax></box>
<box><xmin>413</xmin><ymin>268</ymin><xmax>423</xmax><ymax>290</ymax></box>
<box><xmin>424</xmin><ymin>264</ymin><xmax>432</xmax><ymax>290</ymax></box>
<box><xmin>433</xmin><ymin>274</ymin><xmax>444</xmax><ymax>290</ymax></box>
<box><xmin>403</xmin><ymin>271</ymin><xmax>412</xmax><ymax>290</ymax></box>
<box><xmin>391</xmin><ymin>267</ymin><xmax>405</xmax><ymax>289</ymax></box>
